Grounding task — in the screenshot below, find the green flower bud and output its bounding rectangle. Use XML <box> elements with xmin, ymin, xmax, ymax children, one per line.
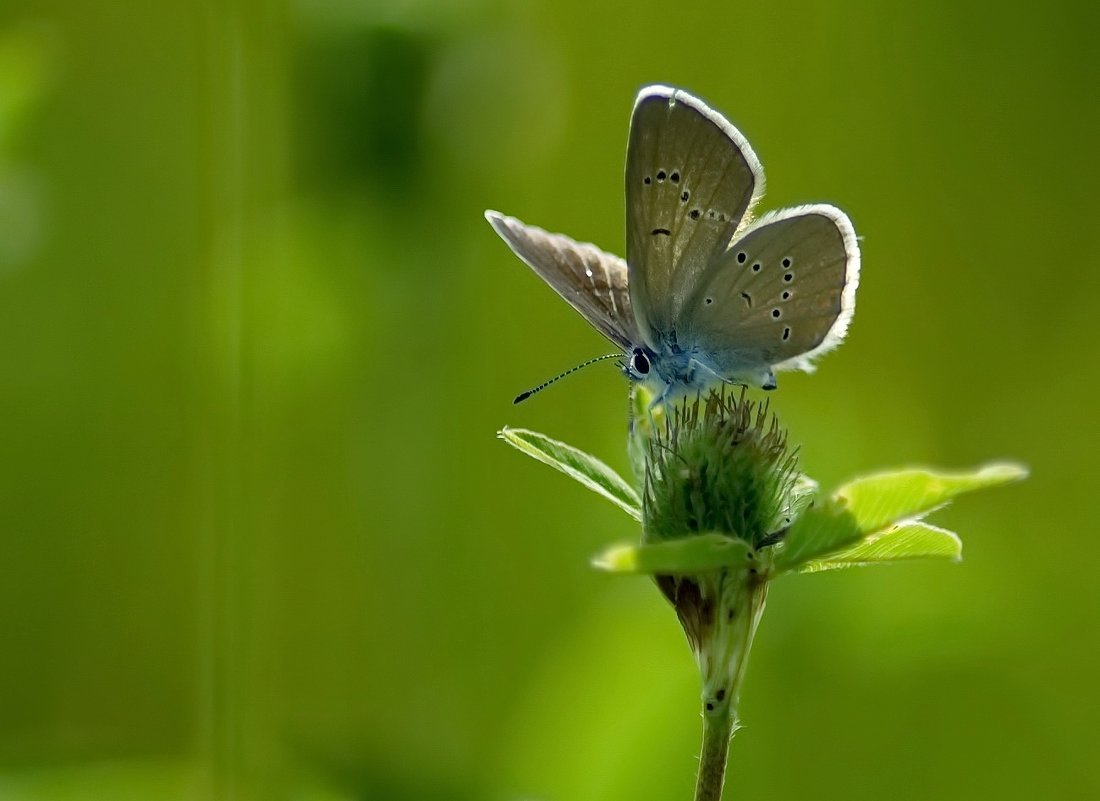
<box><xmin>637</xmin><ymin>388</ymin><xmax>801</xmax><ymax>549</ymax></box>
<box><xmin>632</xmin><ymin>388</ymin><xmax>801</xmax><ymax>728</ymax></box>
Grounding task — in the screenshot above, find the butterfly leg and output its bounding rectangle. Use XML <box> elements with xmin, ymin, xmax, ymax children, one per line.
<box><xmin>689</xmin><ymin>358</ymin><xmax>740</xmax><ymax>393</ymax></box>
<box><xmin>647</xmin><ymin>382</ymin><xmax>674</xmax><ymax>413</ymax></box>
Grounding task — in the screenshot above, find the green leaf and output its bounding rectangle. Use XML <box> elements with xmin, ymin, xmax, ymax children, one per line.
<box><xmin>499</xmin><ymin>427</ymin><xmax>641</xmax><ymax>520</ymax></box>
<box><xmin>592</xmin><ymin>533</ymin><xmax>752</xmax><ymax>575</ymax></box>
<box><xmin>786</xmin><ymin>473</ymin><xmax>819</xmax><ymax>524</ymax></box>
<box><xmin>799</xmin><ymin>522</ymin><xmax>962</xmax><ymax>573</ymax></box>
<box><xmin>772</xmin><ymin>499</ymin><xmax>862</xmax><ymax>572</ymax></box>
<box><xmin>773</xmin><ymin>462</ymin><xmax>1026</xmax><ymax>574</ymax></box>
<box><xmin>835</xmin><ymin>462</ymin><xmax>1028</xmax><ymax>533</ymax></box>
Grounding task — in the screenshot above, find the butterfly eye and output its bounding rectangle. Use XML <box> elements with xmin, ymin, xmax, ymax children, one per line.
<box><xmin>630</xmin><ymin>348</ymin><xmax>651</xmax><ymax>376</ymax></box>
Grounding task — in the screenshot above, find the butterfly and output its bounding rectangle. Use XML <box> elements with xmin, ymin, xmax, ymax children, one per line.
<box><xmin>486</xmin><ymin>84</ymin><xmax>860</xmax><ymax>404</ymax></box>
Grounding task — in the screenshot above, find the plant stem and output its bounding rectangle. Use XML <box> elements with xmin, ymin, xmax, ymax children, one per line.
<box><xmin>693</xmin><ymin>577</ymin><xmax>768</xmax><ymax>801</ymax></box>
<box><xmin>695</xmin><ymin>708</ymin><xmax>735</xmax><ymax>801</ymax></box>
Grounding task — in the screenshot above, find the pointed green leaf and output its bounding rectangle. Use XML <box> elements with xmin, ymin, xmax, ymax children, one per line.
<box><xmin>499</xmin><ymin>427</ymin><xmax>641</xmax><ymax>520</ymax></box>
<box><xmin>799</xmin><ymin>522</ymin><xmax>962</xmax><ymax>573</ymax></box>
<box><xmin>786</xmin><ymin>473</ymin><xmax>819</xmax><ymax>523</ymax></box>
<box><xmin>773</xmin><ymin>462</ymin><xmax>1026</xmax><ymax>574</ymax></box>
<box><xmin>835</xmin><ymin>462</ymin><xmax>1028</xmax><ymax>533</ymax></box>
<box><xmin>772</xmin><ymin>499</ymin><xmax>863</xmax><ymax>572</ymax></box>
<box><xmin>592</xmin><ymin>533</ymin><xmax>752</xmax><ymax>575</ymax></box>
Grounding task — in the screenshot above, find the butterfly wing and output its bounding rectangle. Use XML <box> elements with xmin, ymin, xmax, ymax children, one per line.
<box><xmin>625</xmin><ymin>85</ymin><xmax>765</xmax><ymax>344</ymax></box>
<box><xmin>681</xmin><ymin>204</ymin><xmax>860</xmax><ymax>377</ymax></box>
<box><xmin>485</xmin><ymin>210</ymin><xmax>640</xmax><ymax>351</ymax></box>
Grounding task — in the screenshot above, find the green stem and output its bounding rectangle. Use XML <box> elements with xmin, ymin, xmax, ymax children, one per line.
<box><xmin>693</xmin><ymin>577</ymin><xmax>768</xmax><ymax>801</ymax></box>
<box><xmin>695</xmin><ymin>709</ymin><xmax>735</xmax><ymax>801</ymax></box>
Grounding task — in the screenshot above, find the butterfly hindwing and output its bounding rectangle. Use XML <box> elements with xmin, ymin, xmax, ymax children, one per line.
<box><xmin>485</xmin><ymin>211</ymin><xmax>640</xmax><ymax>351</ymax></box>
<box><xmin>681</xmin><ymin>205</ymin><xmax>860</xmax><ymax>375</ymax></box>
<box><xmin>625</xmin><ymin>86</ymin><xmax>765</xmax><ymax>344</ymax></box>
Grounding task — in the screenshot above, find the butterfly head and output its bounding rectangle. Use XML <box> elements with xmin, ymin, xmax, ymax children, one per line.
<box><xmin>626</xmin><ymin>346</ymin><xmax>653</xmax><ymax>380</ymax></box>
<box><xmin>625</xmin><ymin>342</ymin><xmax>710</xmax><ymax>398</ymax></box>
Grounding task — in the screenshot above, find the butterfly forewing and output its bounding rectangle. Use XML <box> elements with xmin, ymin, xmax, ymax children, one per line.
<box><xmin>682</xmin><ymin>205</ymin><xmax>860</xmax><ymax>373</ymax></box>
<box><xmin>485</xmin><ymin>210</ymin><xmax>640</xmax><ymax>350</ymax></box>
<box><xmin>625</xmin><ymin>86</ymin><xmax>764</xmax><ymax>343</ymax></box>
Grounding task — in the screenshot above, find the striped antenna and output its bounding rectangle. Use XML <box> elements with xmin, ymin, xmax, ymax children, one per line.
<box><xmin>514</xmin><ymin>353</ymin><xmax>622</xmax><ymax>404</ymax></box>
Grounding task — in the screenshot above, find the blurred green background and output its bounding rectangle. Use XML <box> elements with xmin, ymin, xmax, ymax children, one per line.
<box><xmin>0</xmin><ymin>1</ymin><xmax>1097</xmax><ymax>799</ymax></box>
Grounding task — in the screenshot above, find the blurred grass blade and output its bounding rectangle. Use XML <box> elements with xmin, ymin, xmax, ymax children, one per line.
<box><xmin>499</xmin><ymin>427</ymin><xmax>641</xmax><ymax>520</ymax></box>
<box><xmin>836</xmin><ymin>462</ymin><xmax>1028</xmax><ymax>533</ymax></box>
<box><xmin>592</xmin><ymin>533</ymin><xmax>752</xmax><ymax>574</ymax></box>
<box><xmin>799</xmin><ymin>522</ymin><xmax>962</xmax><ymax>573</ymax></box>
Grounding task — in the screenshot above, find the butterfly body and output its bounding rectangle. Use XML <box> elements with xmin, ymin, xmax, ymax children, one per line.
<box><xmin>627</xmin><ymin>339</ymin><xmax>775</xmax><ymax>401</ymax></box>
<box><xmin>487</xmin><ymin>85</ymin><xmax>859</xmax><ymax>401</ymax></box>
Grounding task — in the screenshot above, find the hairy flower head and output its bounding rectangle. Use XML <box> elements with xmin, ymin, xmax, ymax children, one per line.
<box><xmin>638</xmin><ymin>388</ymin><xmax>803</xmax><ymax>550</ymax></box>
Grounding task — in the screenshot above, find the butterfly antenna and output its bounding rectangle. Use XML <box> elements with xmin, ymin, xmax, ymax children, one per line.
<box><xmin>513</xmin><ymin>353</ymin><xmax>622</xmax><ymax>404</ymax></box>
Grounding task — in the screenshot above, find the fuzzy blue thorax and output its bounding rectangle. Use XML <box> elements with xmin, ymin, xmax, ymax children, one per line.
<box><xmin>626</xmin><ymin>337</ymin><xmax>777</xmax><ymax>401</ymax></box>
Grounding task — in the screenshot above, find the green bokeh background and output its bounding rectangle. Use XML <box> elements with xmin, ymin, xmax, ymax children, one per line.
<box><xmin>0</xmin><ymin>1</ymin><xmax>1096</xmax><ymax>799</ymax></box>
